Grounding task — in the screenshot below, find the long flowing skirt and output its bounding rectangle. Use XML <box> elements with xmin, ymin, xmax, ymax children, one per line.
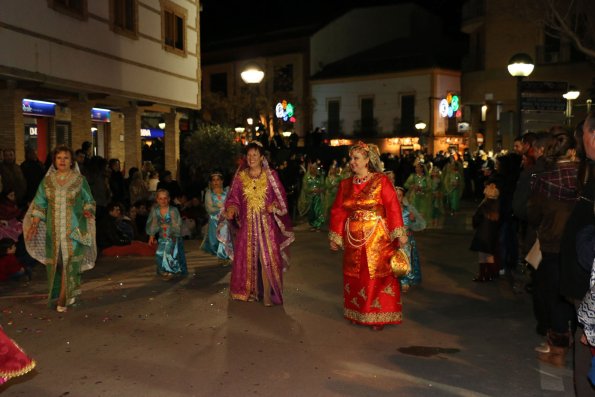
<box><xmin>400</xmin><ymin>236</ymin><xmax>422</xmax><ymax>288</ymax></box>
<box><xmin>155</xmin><ymin>238</ymin><xmax>187</xmax><ymax>275</ymax></box>
<box><xmin>343</xmin><ymin>257</ymin><xmax>402</xmax><ymax>325</ymax></box>
<box><xmin>0</xmin><ymin>329</ymin><xmax>35</xmax><ymax>385</ymax></box>
<box><xmin>308</xmin><ymin>195</ymin><xmax>325</xmax><ymax>229</ymax></box>
<box><xmin>201</xmin><ymin>216</ymin><xmax>229</xmax><ymax>260</ymax></box>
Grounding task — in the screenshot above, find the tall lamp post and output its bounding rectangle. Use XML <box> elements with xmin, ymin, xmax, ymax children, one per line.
<box><xmin>507</xmin><ymin>53</ymin><xmax>535</xmax><ymax>135</ymax></box>
<box><xmin>562</xmin><ymin>87</ymin><xmax>580</xmax><ymax>127</ymax></box>
<box><xmin>241</xmin><ymin>64</ymin><xmax>265</xmax><ymax>142</ymax></box>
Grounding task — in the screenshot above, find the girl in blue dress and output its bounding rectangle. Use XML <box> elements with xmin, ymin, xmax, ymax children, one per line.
<box><xmin>395</xmin><ymin>185</ymin><xmax>426</xmax><ymax>291</ymax></box>
<box><xmin>201</xmin><ymin>172</ymin><xmax>231</xmax><ymax>263</ymax></box>
<box><xmin>147</xmin><ymin>189</ymin><xmax>187</xmax><ymax>279</ymax></box>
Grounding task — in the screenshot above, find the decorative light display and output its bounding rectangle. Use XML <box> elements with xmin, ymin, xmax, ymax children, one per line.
<box><xmin>275</xmin><ymin>100</ymin><xmax>295</xmax><ymax>122</ymax></box>
<box><xmin>439</xmin><ymin>93</ymin><xmax>460</xmax><ymax>118</ymax></box>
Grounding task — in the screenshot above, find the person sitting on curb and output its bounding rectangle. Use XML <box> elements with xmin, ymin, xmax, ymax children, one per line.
<box><xmin>97</xmin><ymin>202</ymin><xmax>155</xmax><ymax>257</ymax></box>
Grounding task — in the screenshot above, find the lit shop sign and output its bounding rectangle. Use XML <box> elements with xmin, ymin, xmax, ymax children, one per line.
<box><xmin>22</xmin><ymin>99</ymin><xmax>56</xmax><ymax>117</ymax></box>
<box><xmin>28</xmin><ymin>127</ymin><xmax>38</xmax><ymax>136</ymax></box>
<box><xmin>140</xmin><ymin>128</ymin><xmax>164</xmax><ymax>138</ymax></box>
<box><xmin>439</xmin><ymin>93</ymin><xmax>460</xmax><ymax>118</ymax></box>
<box><xmin>91</xmin><ymin>108</ymin><xmax>111</xmax><ymax>123</ymax></box>
<box><xmin>275</xmin><ymin>100</ymin><xmax>296</xmax><ymax>122</ymax></box>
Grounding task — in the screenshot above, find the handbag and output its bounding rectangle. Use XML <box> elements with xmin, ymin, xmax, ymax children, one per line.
<box><xmin>525</xmin><ymin>238</ymin><xmax>542</xmax><ymax>270</ymax></box>
<box><xmin>390</xmin><ymin>248</ymin><xmax>411</xmax><ymax>277</ymax></box>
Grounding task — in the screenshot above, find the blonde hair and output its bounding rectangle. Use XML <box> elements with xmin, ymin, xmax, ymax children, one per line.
<box><xmin>349</xmin><ymin>141</ymin><xmax>384</xmax><ymax>172</ymax></box>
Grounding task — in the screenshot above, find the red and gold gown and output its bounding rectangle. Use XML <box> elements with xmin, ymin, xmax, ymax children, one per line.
<box><xmin>329</xmin><ymin>173</ymin><xmax>406</xmax><ymax>325</ymax></box>
<box><xmin>0</xmin><ymin>328</ymin><xmax>36</xmax><ymax>384</ymax></box>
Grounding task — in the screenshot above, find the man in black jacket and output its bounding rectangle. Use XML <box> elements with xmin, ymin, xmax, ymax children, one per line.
<box><xmin>561</xmin><ymin>112</ymin><xmax>595</xmax><ymax>395</ymax></box>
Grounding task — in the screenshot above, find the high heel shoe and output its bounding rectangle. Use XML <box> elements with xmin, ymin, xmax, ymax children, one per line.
<box><xmin>56</xmin><ymin>305</ymin><xmax>67</xmax><ymax>313</ymax></box>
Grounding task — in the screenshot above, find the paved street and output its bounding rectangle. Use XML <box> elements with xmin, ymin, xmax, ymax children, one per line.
<box><xmin>0</xmin><ymin>201</ymin><xmax>574</xmax><ymax>397</ymax></box>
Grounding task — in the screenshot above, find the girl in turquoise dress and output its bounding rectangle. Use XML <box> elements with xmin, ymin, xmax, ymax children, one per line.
<box><xmin>201</xmin><ymin>172</ymin><xmax>230</xmax><ymax>262</ymax></box>
<box><xmin>395</xmin><ymin>186</ymin><xmax>426</xmax><ymax>291</ymax></box>
<box><xmin>147</xmin><ymin>189</ymin><xmax>187</xmax><ymax>279</ymax></box>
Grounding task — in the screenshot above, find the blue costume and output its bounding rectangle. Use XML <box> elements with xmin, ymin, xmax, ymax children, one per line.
<box><xmin>399</xmin><ymin>201</ymin><xmax>425</xmax><ymax>289</ymax></box>
<box><xmin>201</xmin><ymin>187</ymin><xmax>230</xmax><ymax>260</ymax></box>
<box><xmin>146</xmin><ymin>205</ymin><xmax>187</xmax><ymax>276</ymax></box>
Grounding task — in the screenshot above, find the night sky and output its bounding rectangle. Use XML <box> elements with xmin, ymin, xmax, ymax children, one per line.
<box><xmin>200</xmin><ymin>0</ymin><xmax>464</xmax><ymax>46</ymax></box>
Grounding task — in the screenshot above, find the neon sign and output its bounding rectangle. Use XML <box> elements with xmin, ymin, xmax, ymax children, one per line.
<box><xmin>439</xmin><ymin>93</ymin><xmax>460</xmax><ymax>118</ymax></box>
<box><xmin>22</xmin><ymin>99</ymin><xmax>56</xmax><ymax>117</ymax></box>
<box><xmin>275</xmin><ymin>100</ymin><xmax>295</xmax><ymax>122</ymax></box>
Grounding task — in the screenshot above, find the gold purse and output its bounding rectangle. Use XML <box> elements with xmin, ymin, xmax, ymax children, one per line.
<box><xmin>390</xmin><ymin>249</ymin><xmax>411</xmax><ymax>277</ymax></box>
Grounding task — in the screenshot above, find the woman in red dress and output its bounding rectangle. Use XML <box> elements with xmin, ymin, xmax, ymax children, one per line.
<box><xmin>329</xmin><ymin>142</ymin><xmax>407</xmax><ymax>330</ymax></box>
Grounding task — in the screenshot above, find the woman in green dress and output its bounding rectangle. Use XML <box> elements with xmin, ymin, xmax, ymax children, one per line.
<box><xmin>298</xmin><ymin>163</ymin><xmax>325</xmax><ymax>231</ymax></box>
<box><xmin>443</xmin><ymin>157</ymin><xmax>465</xmax><ymax>215</ymax></box>
<box><xmin>323</xmin><ymin>163</ymin><xmax>342</xmax><ymax>224</ymax></box>
<box><xmin>25</xmin><ymin>146</ymin><xmax>96</xmax><ymax>312</ymax></box>
<box><xmin>404</xmin><ymin>161</ymin><xmax>432</xmax><ymax>224</ymax></box>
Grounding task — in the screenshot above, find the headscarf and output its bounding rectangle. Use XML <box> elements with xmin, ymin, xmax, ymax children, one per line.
<box><xmin>349</xmin><ymin>141</ymin><xmax>384</xmax><ymax>172</ymax></box>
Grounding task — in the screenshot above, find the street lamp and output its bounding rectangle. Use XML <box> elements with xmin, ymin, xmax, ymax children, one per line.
<box><xmin>241</xmin><ymin>63</ymin><xmax>265</xmax><ymax>142</ymax></box>
<box><xmin>415</xmin><ymin>121</ymin><xmax>427</xmax><ymax>150</ymax></box>
<box><xmin>240</xmin><ymin>64</ymin><xmax>265</xmax><ymax>84</ymax></box>
<box><xmin>415</xmin><ymin>121</ymin><xmax>427</xmax><ymax>132</ymax></box>
<box><xmin>562</xmin><ymin>86</ymin><xmax>580</xmax><ymax>126</ymax></box>
<box><xmin>507</xmin><ymin>53</ymin><xmax>534</xmax><ymax>135</ymax></box>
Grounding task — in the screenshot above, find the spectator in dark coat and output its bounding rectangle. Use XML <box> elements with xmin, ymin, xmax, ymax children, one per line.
<box><xmin>157</xmin><ymin>170</ymin><xmax>182</xmax><ymax>202</ymax></box>
<box><xmin>0</xmin><ymin>150</ymin><xmax>27</xmax><ymax>206</ymax></box>
<box><xmin>108</xmin><ymin>158</ymin><xmax>127</xmax><ymax>207</ymax></box>
<box><xmin>20</xmin><ymin>148</ymin><xmax>45</xmax><ymax>204</ymax></box>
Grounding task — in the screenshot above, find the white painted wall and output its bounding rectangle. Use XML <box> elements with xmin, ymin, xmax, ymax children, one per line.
<box><xmin>311</xmin><ymin>73</ymin><xmax>433</xmax><ymax>136</ymax></box>
<box><xmin>0</xmin><ymin>0</ymin><xmax>200</xmax><ymax>108</ymax></box>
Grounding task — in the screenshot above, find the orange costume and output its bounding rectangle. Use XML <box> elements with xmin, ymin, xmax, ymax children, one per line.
<box><xmin>329</xmin><ymin>173</ymin><xmax>406</xmax><ymax>325</ymax></box>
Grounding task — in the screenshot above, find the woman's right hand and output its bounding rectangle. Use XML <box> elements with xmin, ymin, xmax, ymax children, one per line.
<box><xmin>226</xmin><ymin>207</ymin><xmax>237</xmax><ymax>220</ymax></box>
<box><xmin>148</xmin><ymin>236</ymin><xmax>156</xmax><ymax>246</ymax></box>
<box><xmin>330</xmin><ymin>241</ymin><xmax>339</xmax><ymax>251</ymax></box>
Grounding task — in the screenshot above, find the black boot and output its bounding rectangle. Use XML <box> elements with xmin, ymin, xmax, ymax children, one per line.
<box><xmin>473</xmin><ymin>263</ymin><xmax>487</xmax><ymax>282</ymax></box>
<box><xmin>538</xmin><ymin>330</ymin><xmax>571</xmax><ymax>367</ymax></box>
<box><xmin>486</xmin><ymin>263</ymin><xmax>499</xmax><ymax>281</ymax></box>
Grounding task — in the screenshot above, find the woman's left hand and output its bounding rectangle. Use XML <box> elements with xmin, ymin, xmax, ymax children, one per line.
<box><xmin>83</xmin><ymin>210</ymin><xmax>93</xmax><ymax>219</ymax></box>
<box><xmin>399</xmin><ymin>235</ymin><xmax>408</xmax><ymax>246</ymax></box>
<box><xmin>267</xmin><ymin>204</ymin><xmax>277</xmax><ymax>214</ymax></box>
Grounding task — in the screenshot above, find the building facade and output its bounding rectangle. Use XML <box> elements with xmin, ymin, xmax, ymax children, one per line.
<box><xmin>461</xmin><ymin>0</ymin><xmax>594</xmax><ymax>151</ymax></box>
<box><xmin>0</xmin><ymin>0</ymin><xmax>201</xmax><ymax>176</ymax></box>
<box><xmin>309</xmin><ymin>4</ymin><xmax>465</xmax><ymax>155</ymax></box>
<box><xmin>201</xmin><ymin>31</ymin><xmax>310</xmax><ymax>140</ymax></box>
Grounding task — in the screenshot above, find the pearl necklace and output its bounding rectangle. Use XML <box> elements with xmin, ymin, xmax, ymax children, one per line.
<box><xmin>353</xmin><ymin>173</ymin><xmax>371</xmax><ymax>185</ymax></box>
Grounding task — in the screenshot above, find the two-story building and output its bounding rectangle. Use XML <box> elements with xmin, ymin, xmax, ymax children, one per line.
<box><xmin>0</xmin><ymin>0</ymin><xmax>201</xmax><ymax>176</ymax></box>
<box><xmin>310</xmin><ymin>4</ymin><xmax>466</xmax><ymax>155</ymax></box>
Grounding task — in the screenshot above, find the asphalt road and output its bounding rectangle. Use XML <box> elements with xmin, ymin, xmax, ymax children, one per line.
<box><xmin>0</xmin><ymin>201</ymin><xmax>575</xmax><ymax>396</ymax></box>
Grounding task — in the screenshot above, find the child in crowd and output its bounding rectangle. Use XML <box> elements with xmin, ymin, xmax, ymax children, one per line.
<box><xmin>146</xmin><ymin>189</ymin><xmax>187</xmax><ymax>279</ymax></box>
<box><xmin>0</xmin><ymin>238</ymin><xmax>27</xmax><ymax>281</ymax></box>
<box><xmin>469</xmin><ymin>183</ymin><xmax>500</xmax><ymax>282</ymax></box>
<box><xmin>394</xmin><ymin>185</ymin><xmax>426</xmax><ymax>292</ymax></box>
